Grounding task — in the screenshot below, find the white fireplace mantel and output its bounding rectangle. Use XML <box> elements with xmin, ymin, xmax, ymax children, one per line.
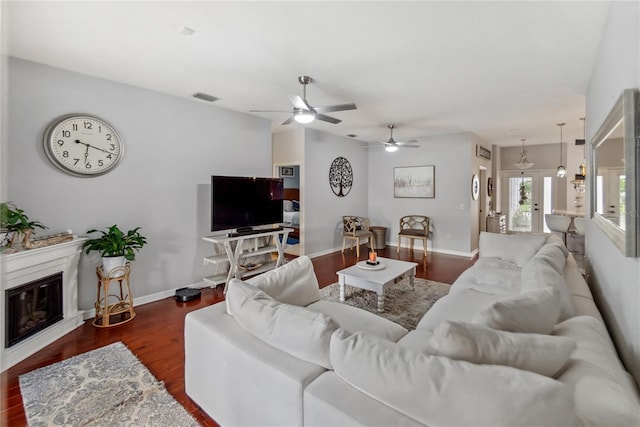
<box><xmin>1</xmin><ymin>237</ymin><xmax>86</xmax><ymax>372</ymax></box>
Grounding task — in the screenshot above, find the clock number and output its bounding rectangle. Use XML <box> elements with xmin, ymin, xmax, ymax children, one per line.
<box><xmin>73</xmin><ymin>158</ymin><xmax>80</xmax><ymax>165</ymax></box>
<box><xmin>86</xmin><ymin>163</ymin><xmax>92</xmax><ymax>169</ymax></box>
<box><xmin>109</xmin><ymin>144</ymin><xmax>115</xmax><ymax>151</ymax></box>
<box><xmin>62</xmin><ymin>151</ymin><xmax>69</xmax><ymax>158</ymax></box>
<box><xmin>84</xmin><ymin>121</ymin><xmax>93</xmax><ymax>130</ymax></box>
<box><xmin>98</xmin><ymin>160</ymin><xmax>104</xmax><ymax>167</ymax></box>
<box><xmin>98</xmin><ymin>125</ymin><xmax>102</xmax><ymax>133</ymax></box>
<box><xmin>72</xmin><ymin>124</ymin><xmax>78</xmax><ymax>131</ymax></box>
<box><xmin>57</xmin><ymin>140</ymin><xmax>64</xmax><ymax>146</ymax></box>
<box><xmin>62</xmin><ymin>130</ymin><xmax>71</xmax><ymax>138</ymax></box>
<box><xmin>106</xmin><ymin>154</ymin><xmax>113</xmax><ymax>159</ymax></box>
<box><xmin>106</xmin><ymin>134</ymin><xmax>112</xmax><ymax>141</ymax></box>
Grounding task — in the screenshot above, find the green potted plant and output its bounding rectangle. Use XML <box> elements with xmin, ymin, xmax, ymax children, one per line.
<box><xmin>0</xmin><ymin>202</ymin><xmax>47</xmax><ymax>250</ymax></box>
<box><xmin>84</xmin><ymin>225</ymin><xmax>147</xmax><ymax>276</ymax></box>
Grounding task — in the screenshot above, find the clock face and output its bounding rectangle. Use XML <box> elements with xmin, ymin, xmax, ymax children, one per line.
<box><xmin>44</xmin><ymin>114</ymin><xmax>124</xmax><ymax>176</ymax></box>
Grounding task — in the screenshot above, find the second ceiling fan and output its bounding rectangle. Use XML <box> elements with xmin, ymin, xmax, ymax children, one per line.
<box><xmin>250</xmin><ymin>75</ymin><xmax>357</xmax><ymax>125</ymax></box>
<box><xmin>378</xmin><ymin>124</ymin><xmax>419</xmax><ymax>152</ymax></box>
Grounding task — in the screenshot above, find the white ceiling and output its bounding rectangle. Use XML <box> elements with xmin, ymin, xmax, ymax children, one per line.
<box><xmin>4</xmin><ymin>1</ymin><xmax>609</xmax><ymax>147</ymax></box>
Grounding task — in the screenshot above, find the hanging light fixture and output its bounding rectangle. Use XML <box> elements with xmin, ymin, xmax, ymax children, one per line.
<box><xmin>514</xmin><ymin>138</ymin><xmax>534</xmax><ymax>169</ymax></box>
<box><xmin>556</xmin><ymin>123</ymin><xmax>567</xmax><ymax>178</ymax></box>
<box><xmin>577</xmin><ymin>117</ymin><xmax>587</xmax><ymax>177</ymax></box>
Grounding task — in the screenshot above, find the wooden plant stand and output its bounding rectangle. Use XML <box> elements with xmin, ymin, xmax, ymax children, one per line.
<box><xmin>93</xmin><ymin>263</ymin><xmax>135</xmax><ymax>328</ymax></box>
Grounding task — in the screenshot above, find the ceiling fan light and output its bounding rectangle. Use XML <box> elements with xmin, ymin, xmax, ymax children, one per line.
<box><xmin>385</xmin><ymin>144</ymin><xmax>398</xmax><ymax>153</ymax></box>
<box><xmin>294</xmin><ymin>111</ymin><xmax>315</xmax><ymax>124</ymax></box>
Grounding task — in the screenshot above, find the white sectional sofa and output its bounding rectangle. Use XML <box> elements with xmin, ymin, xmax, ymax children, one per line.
<box><xmin>185</xmin><ymin>232</ymin><xmax>640</xmax><ymax>426</ymax></box>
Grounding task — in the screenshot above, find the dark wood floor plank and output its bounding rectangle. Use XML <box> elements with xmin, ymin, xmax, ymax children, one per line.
<box><xmin>1</xmin><ymin>247</ymin><xmax>474</xmax><ymax>426</ymax></box>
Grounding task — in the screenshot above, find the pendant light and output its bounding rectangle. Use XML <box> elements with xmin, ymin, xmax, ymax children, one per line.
<box><xmin>514</xmin><ymin>138</ymin><xmax>534</xmax><ymax>169</ymax></box>
<box><xmin>577</xmin><ymin>117</ymin><xmax>586</xmax><ymax>177</ymax></box>
<box><xmin>556</xmin><ymin>123</ymin><xmax>567</xmax><ymax>178</ymax></box>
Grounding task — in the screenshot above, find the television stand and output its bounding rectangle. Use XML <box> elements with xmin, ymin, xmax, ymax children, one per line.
<box><xmin>202</xmin><ymin>228</ymin><xmax>293</xmax><ymax>293</ymax></box>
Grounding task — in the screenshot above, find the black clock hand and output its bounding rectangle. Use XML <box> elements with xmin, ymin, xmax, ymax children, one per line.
<box><xmin>84</xmin><ymin>145</ymin><xmax>89</xmax><ymax>165</ymax></box>
<box><xmin>75</xmin><ymin>139</ymin><xmax>113</xmax><ymax>155</ymax></box>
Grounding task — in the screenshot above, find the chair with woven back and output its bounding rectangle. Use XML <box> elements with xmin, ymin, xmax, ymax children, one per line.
<box><xmin>397</xmin><ymin>215</ymin><xmax>430</xmax><ymax>258</ymax></box>
<box><xmin>341</xmin><ymin>216</ymin><xmax>374</xmax><ymax>258</ymax></box>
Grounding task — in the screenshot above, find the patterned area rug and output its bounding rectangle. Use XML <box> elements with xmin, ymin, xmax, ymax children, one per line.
<box><xmin>19</xmin><ymin>342</ymin><xmax>198</xmax><ymax>427</ymax></box>
<box><xmin>320</xmin><ymin>277</ymin><xmax>450</xmax><ymax>330</ymax></box>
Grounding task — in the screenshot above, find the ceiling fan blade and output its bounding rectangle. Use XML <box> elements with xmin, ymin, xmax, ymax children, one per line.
<box><xmin>398</xmin><ymin>144</ymin><xmax>419</xmax><ymax>148</ymax></box>
<box><xmin>281</xmin><ymin>116</ymin><xmax>295</xmax><ymax>125</ymax></box>
<box><xmin>314</xmin><ymin>103</ymin><xmax>358</xmax><ymax>114</ymax></box>
<box><xmin>249</xmin><ymin>110</ymin><xmax>291</xmax><ymax>113</ymax></box>
<box><xmin>398</xmin><ymin>139</ymin><xmax>418</xmax><ymax>144</ymax></box>
<box><xmin>315</xmin><ymin>113</ymin><xmax>342</xmax><ymax>124</ymax></box>
<box><xmin>397</xmin><ymin>141</ymin><xmax>419</xmax><ymax>147</ymax></box>
<box><xmin>289</xmin><ymin>94</ymin><xmax>312</xmax><ymax>111</ymax></box>
<box><xmin>249</xmin><ymin>109</ymin><xmax>292</xmax><ymax>113</ymax></box>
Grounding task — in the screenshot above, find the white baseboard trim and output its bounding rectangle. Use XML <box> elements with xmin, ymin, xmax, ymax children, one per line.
<box><xmin>81</xmin><ymin>281</ymin><xmax>208</xmax><ymax>321</ymax></box>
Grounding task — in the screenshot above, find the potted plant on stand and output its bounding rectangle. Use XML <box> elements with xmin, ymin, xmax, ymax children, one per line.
<box><xmin>0</xmin><ymin>202</ymin><xmax>47</xmax><ymax>251</ymax></box>
<box><xmin>84</xmin><ymin>225</ymin><xmax>147</xmax><ymax>277</ymax></box>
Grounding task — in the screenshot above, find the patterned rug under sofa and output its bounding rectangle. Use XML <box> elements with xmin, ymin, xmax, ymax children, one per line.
<box><xmin>19</xmin><ymin>341</ymin><xmax>198</xmax><ymax>427</ymax></box>
<box><xmin>320</xmin><ymin>277</ymin><xmax>450</xmax><ymax>330</ymax></box>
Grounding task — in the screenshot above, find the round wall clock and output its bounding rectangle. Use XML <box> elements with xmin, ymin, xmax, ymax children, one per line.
<box><xmin>328</xmin><ymin>157</ymin><xmax>353</xmax><ymax>197</ymax></box>
<box><xmin>471</xmin><ymin>174</ymin><xmax>480</xmax><ymax>200</ymax></box>
<box><xmin>43</xmin><ymin>114</ymin><xmax>124</xmax><ymax>177</ymax></box>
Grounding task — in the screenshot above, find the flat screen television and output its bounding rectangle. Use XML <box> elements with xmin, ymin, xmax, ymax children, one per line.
<box><xmin>211</xmin><ymin>176</ymin><xmax>284</xmax><ymax>233</ymax></box>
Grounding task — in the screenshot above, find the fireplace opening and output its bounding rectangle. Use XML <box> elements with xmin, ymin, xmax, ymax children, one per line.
<box><xmin>5</xmin><ymin>272</ymin><xmax>63</xmax><ymax>348</ymax></box>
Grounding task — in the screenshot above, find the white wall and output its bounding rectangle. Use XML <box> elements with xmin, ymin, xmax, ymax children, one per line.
<box><xmin>367</xmin><ymin>132</ymin><xmax>482</xmax><ymax>256</ymax></box>
<box><xmin>304</xmin><ymin>129</ymin><xmax>368</xmax><ymax>256</ymax></box>
<box><xmin>6</xmin><ymin>58</ymin><xmax>272</xmax><ymax>310</ymax></box>
<box><xmin>585</xmin><ymin>1</ymin><xmax>640</xmax><ymax>385</ymax></box>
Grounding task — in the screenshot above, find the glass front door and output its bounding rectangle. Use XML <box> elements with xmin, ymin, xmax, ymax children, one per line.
<box><xmin>502</xmin><ymin>172</ymin><xmax>542</xmax><ymax>233</ymax></box>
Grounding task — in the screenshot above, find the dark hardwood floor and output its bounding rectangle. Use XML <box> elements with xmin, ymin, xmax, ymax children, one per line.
<box><xmin>1</xmin><ymin>246</ymin><xmax>475</xmax><ymax>426</ymax></box>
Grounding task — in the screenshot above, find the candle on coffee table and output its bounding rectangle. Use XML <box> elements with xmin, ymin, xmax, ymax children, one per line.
<box><xmin>369</xmin><ymin>252</ymin><xmax>377</xmax><ymax>263</ymax></box>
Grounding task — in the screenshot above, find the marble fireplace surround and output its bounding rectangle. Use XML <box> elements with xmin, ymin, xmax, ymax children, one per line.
<box><xmin>1</xmin><ymin>237</ymin><xmax>86</xmax><ymax>372</ymax></box>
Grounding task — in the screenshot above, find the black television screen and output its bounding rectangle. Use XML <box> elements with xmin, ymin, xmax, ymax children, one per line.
<box><xmin>211</xmin><ymin>176</ymin><xmax>284</xmax><ymax>232</ymax></box>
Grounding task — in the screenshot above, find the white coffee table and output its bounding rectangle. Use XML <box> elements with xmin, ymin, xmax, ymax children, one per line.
<box><xmin>336</xmin><ymin>257</ymin><xmax>418</xmax><ymax>312</ymax></box>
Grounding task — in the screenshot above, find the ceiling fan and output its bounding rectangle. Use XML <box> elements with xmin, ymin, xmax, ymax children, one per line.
<box><xmin>250</xmin><ymin>75</ymin><xmax>357</xmax><ymax>125</ymax></box>
<box><xmin>378</xmin><ymin>124</ymin><xmax>419</xmax><ymax>152</ymax></box>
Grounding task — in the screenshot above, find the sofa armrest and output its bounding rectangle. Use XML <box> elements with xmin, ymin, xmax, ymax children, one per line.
<box><xmin>185</xmin><ymin>302</ymin><xmax>326</xmax><ymax>426</ymax></box>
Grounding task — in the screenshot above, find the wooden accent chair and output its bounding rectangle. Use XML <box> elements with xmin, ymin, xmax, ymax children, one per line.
<box><xmin>341</xmin><ymin>216</ymin><xmax>374</xmax><ymax>258</ymax></box>
<box><xmin>397</xmin><ymin>215</ymin><xmax>430</xmax><ymax>258</ymax></box>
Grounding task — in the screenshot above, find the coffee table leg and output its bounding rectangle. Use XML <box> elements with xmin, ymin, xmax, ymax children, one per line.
<box><xmin>377</xmin><ymin>292</ymin><xmax>385</xmax><ymax>312</ymax></box>
<box><xmin>339</xmin><ymin>276</ymin><xmax>346</xmax><ymax>303</ymax></box>
<box><xmin>409</xmin><ymin>272</ymin><xmax>415</xmax><ymax>290</ymax></box>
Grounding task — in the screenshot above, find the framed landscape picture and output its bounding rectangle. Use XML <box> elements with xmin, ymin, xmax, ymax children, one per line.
<box><xmin>394</xmin><ymin>165</ymin><xmax>435</xmax><ymax>198</ymax></box>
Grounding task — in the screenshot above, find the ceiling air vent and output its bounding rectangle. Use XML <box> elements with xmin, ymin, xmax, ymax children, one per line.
<box><xmin>193</xmin><ymin>92</ymin><xmax>219</xmax><ymax>102</ymax></box>
<box><xmin>347</xmin><ymin>134</ymin><xmax>358</xmax><ymax>138</ymax></box>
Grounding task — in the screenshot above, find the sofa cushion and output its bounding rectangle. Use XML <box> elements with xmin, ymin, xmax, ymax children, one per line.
<box><xmin>429</xmin><ymin>321</ymin><xmax>576</xmax><ymax>377</ymax></box>
<box><xmin>416</xmin><ymin>288</ymin><xmax>507</xmax><ymax>332</ymax></box>
<box><xmin>396</xmin><ymin>329</ymin><xmax>434</xmax><ymax>353</ymax></box>
<box><xmin>246</xmin><ymin>255</ymin><xmax>320</xmax><ymax>306</ymax></box>
<box><xmin>521</xmin><ymin>244</ymin><xmax>575</xmax><ymax>321</ymax></box>
<box><xmin>553</xmin><ymin>316</ymin><xmax>640</xmax><ymax>426</ymax></box>
<box><xmin>330</xmin><ymin>330</ymin><xmax>575</xmax><ymax>427</ymax></box>
<box><xmin>452</xmin><ymin>261</ymin><xmax>522</xmax><ymax>296</ymax></box>
<box><xmin>226</xmin><ymin>279</ymin><xmax>337</xmax><ymax>369</ymax></box>
<box><xmin>473</xmin><ymin>286</ymin><xmax>561</xmax><ymax>334</ymax></box>
<box><xmin>307</xmin><ymin>299</ymin><xmax>407</xmax><ymax>343</ymax></box>
<box><xmin>479</xmin><ymin>232</ymin><xmax>547</xmax><ymax>267</ymax></box>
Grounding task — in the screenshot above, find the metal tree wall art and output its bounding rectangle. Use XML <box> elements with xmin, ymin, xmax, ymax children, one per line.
<box><xmin>328</xmin><ymin>157</ymin><xmax>353</xmax><ymax>197</ymax></box>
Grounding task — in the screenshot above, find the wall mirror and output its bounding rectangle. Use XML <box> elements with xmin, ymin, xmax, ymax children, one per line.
<box><xmin>590</xmin><ymin>88</ymin><xmax>639</xmax><ymax>257</ymax></box>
